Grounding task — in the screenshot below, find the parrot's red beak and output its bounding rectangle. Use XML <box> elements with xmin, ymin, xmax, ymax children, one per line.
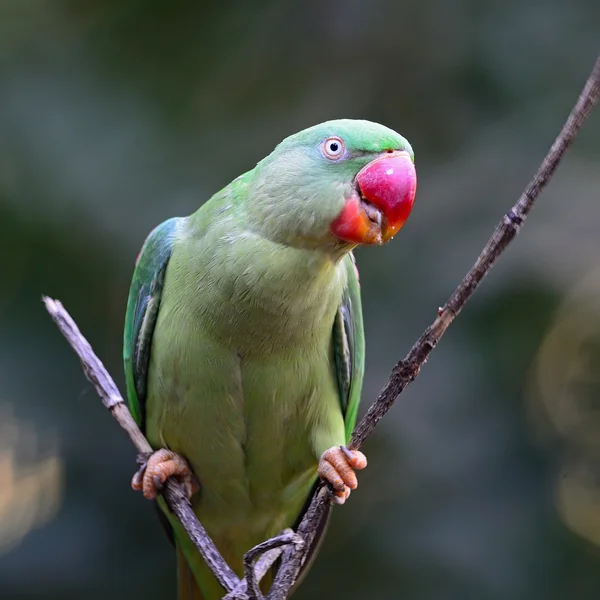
<box><xmin>331</xmin><ymin>151</ymin><xmax>417</xmax><ymax>245</ymax></box>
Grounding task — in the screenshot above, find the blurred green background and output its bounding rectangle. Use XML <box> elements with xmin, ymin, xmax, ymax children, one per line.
<box><xmin>1</xmin><ymin>1</ymin><xmax>600</xmax><ymax>599</ymax></box>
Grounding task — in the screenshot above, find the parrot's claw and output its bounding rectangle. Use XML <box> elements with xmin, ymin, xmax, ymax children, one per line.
<box><xmin>131</xmin><ymin>449</ymin><xmax>199</xmax><ymax>500</ymax></box>
<box><xmin>317</xmin><ymin>446</ymin><xmax>367</xmax><ymax>506</ymax></box>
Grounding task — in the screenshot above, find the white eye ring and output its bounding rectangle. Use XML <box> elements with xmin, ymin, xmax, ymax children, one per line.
<box><xmin>321</xmin><ymin>136</ymin><xmax>345</xmax><ymax>160</ymax></box>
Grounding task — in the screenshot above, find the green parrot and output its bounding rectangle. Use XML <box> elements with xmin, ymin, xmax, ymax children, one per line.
<box><xmin>123</xmin><ymin>119</ymin><xmax>417</xmax><ymax>600</ymax></box>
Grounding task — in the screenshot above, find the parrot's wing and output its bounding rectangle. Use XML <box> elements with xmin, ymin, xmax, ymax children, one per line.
<box><xmin>123</xmin><ymin>217</ymin><xmax>182</xmax><ymax>429</ymax></box>
<box><xmin>333</xmin><ymin>251</ymin><xmax>366</xmax><ymax>442</ymax></box>
<box><xmin>291</xmin><ymin>252</ymin><xmax>366</xmax><ymax>593</ymax></box>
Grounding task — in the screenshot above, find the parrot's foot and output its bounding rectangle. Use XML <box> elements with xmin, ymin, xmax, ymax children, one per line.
<box><xmin>131</xmin><ymin>449</ymin><xmax>199</xmax><ymax>500</ymax></box>
<box><xmin>318</xmin><ymin>446</ymin><xmax>367</xmax><ymax>505</ymax></box>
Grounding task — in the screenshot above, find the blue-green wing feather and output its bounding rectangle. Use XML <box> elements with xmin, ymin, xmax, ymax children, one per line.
<box><xmin>333</xmin><ymin>252</ymin><xmax>365</xmax><ymax>442</ymax></box>
<box><xmin>123</xmin><ymin>217</ymin><xmax>182</xmax><ymax>429</ymax></box>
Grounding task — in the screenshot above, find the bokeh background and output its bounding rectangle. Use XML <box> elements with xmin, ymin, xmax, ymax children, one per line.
<box><xmin>1</xmin><ymin>1</ymin><xmax>600</xmax><ymax>599</ymax></box>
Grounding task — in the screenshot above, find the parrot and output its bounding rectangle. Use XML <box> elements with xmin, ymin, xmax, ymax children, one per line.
<box><xmin>123</xmin><ymin>119</ymin><xmax>417</xmax><ymax>600</ymax></box>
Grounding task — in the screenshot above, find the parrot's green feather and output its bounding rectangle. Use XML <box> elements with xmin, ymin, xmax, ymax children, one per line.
<box><xmin>123</xmin><ymin>119</ymin><xmax>413</xmax><ymax>600</ymax></box>
<box><xmin>124</xmin><ymin>217</ymin><xmax>182</xmax><ymax>426</ymax></box>
<box><xmin>335</xmin><ymin>253</ymin><xmax>364</xmax><ymax>441</ymax></box>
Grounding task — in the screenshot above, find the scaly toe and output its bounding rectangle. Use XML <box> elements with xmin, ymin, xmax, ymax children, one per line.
<box><xmin>340</xmin><ymin>446</ymin><xmax>367</xmax><ymax>470</ymax></box>
<box><xmin>318</xmin><ymin>446</ymin><xmax>367</xmax><ymax>503</ymax></box>
<box><xmin>131</xmin><ymin>449</ymin><xmax>198</xmax><ymax>500</ymax></box>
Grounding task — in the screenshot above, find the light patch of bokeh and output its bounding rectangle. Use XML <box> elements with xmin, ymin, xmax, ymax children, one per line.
<box><xmin>531</xmin><ymin>268</ymin><xmax>600</xmax><ymax>545</ymax></box>
<box><xmin>0</xmin><ymin>404</ymin><xmax>63</xmax><ymax>553</ymax></box>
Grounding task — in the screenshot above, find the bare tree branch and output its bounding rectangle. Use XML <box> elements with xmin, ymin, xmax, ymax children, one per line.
<box><xmin>266</xmin><ymin>53</ymin><xmax>600</xmax><ymax>599</ymax></box>
<box><xmin>43</xmin><ymin>297</ymin><xmax>240</xmax><ymax>594</ymax></box>
<box><xmin>244</xmin><ymin>531</ymin><xmax>303</xmax><ymax>600</ymax></box>
<box><xmin>265</xmin><ymin>486</ymin><xmax>329</xmax><ymax>600</ymax></box>
<box><xmin>223</xmin><ymin>529</ymin><xmax>301</xmax><ymax>600</ymax></box>
<box><xmin>44</xmin><ymin>53</ymin><xmax>599</xmax><ymax>600</ymax></box>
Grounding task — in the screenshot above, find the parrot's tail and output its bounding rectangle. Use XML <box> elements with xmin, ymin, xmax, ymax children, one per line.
<box><xmin>177</xmin><ymin>545</ymin><xmax>205</xmax><ymax>600</ymax></box>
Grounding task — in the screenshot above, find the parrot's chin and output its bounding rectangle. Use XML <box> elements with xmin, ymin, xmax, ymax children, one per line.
<box><xmin>357</xmin><ymin>194</ymin><xmax>389</xmax><ymax>244</ymax></box>
<box><xmin>330</xmin><ymin>191</ymin><xmax>388</xmax><ymax>245</ymax></box>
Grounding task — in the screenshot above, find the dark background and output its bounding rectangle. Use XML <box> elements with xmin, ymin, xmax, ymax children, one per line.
<box><xmin>1</xmin><ymin>2</ymin><xmax>600</xmax><ymax>599</ymax></box>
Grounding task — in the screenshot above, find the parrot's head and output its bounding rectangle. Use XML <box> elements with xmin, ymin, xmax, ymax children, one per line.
<box><xmin>250</xmin><ymin>119</ymin><xmax>417</xmax><ymax>252</ymax></box>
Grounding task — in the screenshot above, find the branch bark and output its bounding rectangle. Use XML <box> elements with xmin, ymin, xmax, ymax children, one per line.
<box><xmin>44</xmin><ymin>53</ymin><xmax>599</xmax><ymax>600</ymax></box>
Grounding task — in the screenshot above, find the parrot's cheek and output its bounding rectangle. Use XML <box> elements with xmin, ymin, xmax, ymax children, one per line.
<box><xmin>331</xmin><ymin>151</ymin><xmax>417</xmax><ymax>245</ymax></box>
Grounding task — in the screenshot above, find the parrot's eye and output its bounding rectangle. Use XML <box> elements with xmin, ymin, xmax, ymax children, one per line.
<box><xmin>321</xmin><ymin>137</ymin><xmax>345</xmax><ymax>161</ymax></box>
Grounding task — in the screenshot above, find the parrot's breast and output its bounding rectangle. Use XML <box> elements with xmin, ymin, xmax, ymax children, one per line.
<box><xmin>145</xmin><ymin>225</ymin><xmax>348</xmax><ymax>576</ymax></box>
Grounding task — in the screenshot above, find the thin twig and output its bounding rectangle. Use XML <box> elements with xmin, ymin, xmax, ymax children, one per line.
<box><xmin>266</xmin><ymin>486</ymin><xmax>329</xmax><ymax>600</ymax></box>
<box><xmin>44</xmin><ymin>54</ymin><xmax>600</xmax><ymax>600</ymax></box>
<box><xmin>223</xmin><ymin>530</ymin><xmax>300</xmax><ymax>600</ymax></box>
<box><xmin>244</xmin><ymin>531</ymin><xmax>302</xmax><ymax>600</ymax></box>
<box><xmin>43</xmin><ymin>297</ymin><xmax>240</xmax><ymax>594</ymax></box>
